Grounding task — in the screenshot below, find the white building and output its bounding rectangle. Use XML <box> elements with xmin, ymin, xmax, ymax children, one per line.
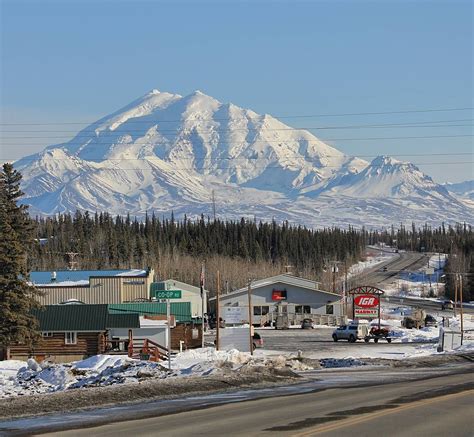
<box><xmin>210</xmin><ymin>274</ymin><xmax>344</xmax><ymax>326</ymax></box>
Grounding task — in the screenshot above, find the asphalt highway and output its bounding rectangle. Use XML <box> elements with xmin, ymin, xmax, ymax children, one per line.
<box><xmin>42</xmin><ymin>371</ymin><xmax>473</xmax><ymax>437</ymax></box>
<box><xmin>355</xmin><ymin>250</ymin><xmax>428</xmax><ymax>286</ymax></box>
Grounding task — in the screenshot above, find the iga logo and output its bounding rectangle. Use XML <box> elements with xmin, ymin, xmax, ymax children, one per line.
<box><xmin>354</xmin><ymin>295</ymin><xmax>379</xmax><ymax>308</ymax></box>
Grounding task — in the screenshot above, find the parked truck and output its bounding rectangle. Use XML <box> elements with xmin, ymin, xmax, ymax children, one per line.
<box><xmin>401</xmin><ymin>308</ymin><xmax>426</xmax><ymax>329</ymax></box>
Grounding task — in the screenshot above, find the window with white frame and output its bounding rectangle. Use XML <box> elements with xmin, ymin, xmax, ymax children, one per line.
<box><xmin>65</xmin><ymin>332</ymin><xmax>77</xmax><ymax>345</ymax></box>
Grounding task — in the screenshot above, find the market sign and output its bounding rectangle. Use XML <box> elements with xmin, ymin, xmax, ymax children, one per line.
<box><xmin>272</xmin><ymin>289</ymin><xmax>287</xmax><ymax>301</ymax></box>
<box><xmin>354</xmin><ymin>295</ymin><xmax>379</xmax><ymax>308</ymax></box>
<box><xmin>154</xmin><ymin>289</ymin><xmax>182</xmax><ymax>299</ymax></box>
<box><xmin>347</xmin><ymin>286</ymin><xmax>384</xmax><ymax>320</ymax></box>
<box><xmin>354</xmin><ymin>307</ymin><xmax>378</xmax><ymax>318</ymax></box>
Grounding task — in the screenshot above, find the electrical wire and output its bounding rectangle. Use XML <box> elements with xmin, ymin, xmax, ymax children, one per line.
<box><xmin>1</xmin><ymin>106</ymin><xmax>472</xmax><ymax>126</ymax></box>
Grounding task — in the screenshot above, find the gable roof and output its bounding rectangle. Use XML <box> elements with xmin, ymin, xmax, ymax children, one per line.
<box><xmin>32</xmin><ymin>304</ymin><xmax>140</xmax><ymax>331</ymax></box>
<box><xmin>210</xmin><ymin>274</ymin><xmax>339</xmax><ymax>301</ymax></box>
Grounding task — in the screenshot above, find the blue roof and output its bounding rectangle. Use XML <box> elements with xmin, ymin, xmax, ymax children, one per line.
<box><xmin>30</xmin><ymin>269</ymin><xmax>147</xmax><ymax>285</ymax></box>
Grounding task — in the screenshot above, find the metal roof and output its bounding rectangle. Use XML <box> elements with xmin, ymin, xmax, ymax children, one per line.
<box><xmin>32</xmin><ymin>304</ymin><xmax>141</xmax><ymax>331</ymax></box>
<box><xmin>30</xmin><ymin>269</ymin><xmax>149</xmax><ymax>286</ymax></box>
<box><xmin>108</xmin><ymin>302</ymin><xmax>193</xmax><ymax>323</ymax></box>
<box><xmin>210</xmin><ymin>274</ymin><xmax>339</xmax><ymax>301</ymax></box>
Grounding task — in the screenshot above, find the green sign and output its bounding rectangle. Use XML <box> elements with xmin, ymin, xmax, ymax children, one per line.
<box><xmin>154</xmin><ymin>290</ymin><xmax>182</xmax><ymax>299</ymax></box>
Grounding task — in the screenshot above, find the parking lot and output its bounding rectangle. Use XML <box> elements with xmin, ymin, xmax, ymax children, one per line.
<box><xmin>251</xmin><ymin>327</ymin><xmax>435</xmax><ymax>360</ymax></box>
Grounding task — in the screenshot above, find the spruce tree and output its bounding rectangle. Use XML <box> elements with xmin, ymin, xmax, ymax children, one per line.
<box><xmin>0</xmin><ymin>164</ymin><xmax>42</xmax><ymax>351</ymax></box>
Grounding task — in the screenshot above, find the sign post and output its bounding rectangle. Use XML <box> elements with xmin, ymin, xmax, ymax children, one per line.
<box><xmin>167</xmin><ymin>298</ymin><xmax>171</xmax><ymax>370</ymax></box>
<box><xmin>248</xmin><ymin>280</ymin><xmax>253</xmax><ymax>356</ymax></box>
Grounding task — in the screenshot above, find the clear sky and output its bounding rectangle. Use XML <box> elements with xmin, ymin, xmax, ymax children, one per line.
<box><xmin>1</xmin><ymin>0</ymin><xmax>472</xmax><ymax>183</ymax></box>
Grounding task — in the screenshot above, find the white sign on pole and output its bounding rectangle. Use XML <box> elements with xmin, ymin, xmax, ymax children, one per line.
<box><xmin>219</xmin><ymin>326</ymin><xmax>252</xmax><ymax>352</ymax></box>
<box><xmin>425</xmin><ymin>268</ymin><xmax>435</xmax><ymax>275</ymax></box>
<box><xmin>222</xmin><ymin>307</ymin><xmax>245</xmax><ymax>324</ymax></box>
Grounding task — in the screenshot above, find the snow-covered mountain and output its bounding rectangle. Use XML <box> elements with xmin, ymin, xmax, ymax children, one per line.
<box><xmin>444</xmin><ymin>180</ymin><xmax>474</xmax><ymax>201</ymax></box>
<box><xmin>14</xmin><ymin>89</ymin><xmax>473</xmax><ymax>227</ymax></box>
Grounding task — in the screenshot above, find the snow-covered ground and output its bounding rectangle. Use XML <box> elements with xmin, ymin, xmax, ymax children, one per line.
<box><xmin>347</xmin><ymin>249</ymin><xmax>397</xmax><ymax>277</ymax></box>
<box><xmin>381</xmin><ymin>253</ymin><xmax>449</xmax><ymax>299</ymax></box>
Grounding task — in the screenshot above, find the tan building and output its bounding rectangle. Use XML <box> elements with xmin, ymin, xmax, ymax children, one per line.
<box><xmin>31</xmin><ymin>269</ymin><xmax>155</xmax><ymax>305</ymax></box>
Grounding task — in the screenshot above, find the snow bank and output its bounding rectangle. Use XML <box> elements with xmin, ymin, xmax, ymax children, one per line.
<box><xmin>0</xmin><ymin>349</ymin><xmax>308</xmax><ymax>399</ymax></box>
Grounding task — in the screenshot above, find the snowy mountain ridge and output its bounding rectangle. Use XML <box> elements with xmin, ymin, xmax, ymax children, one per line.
<box><xmin>13</xmin><ymin>89</ymin><xmax>473</xmax><ymax>227</ymax></box>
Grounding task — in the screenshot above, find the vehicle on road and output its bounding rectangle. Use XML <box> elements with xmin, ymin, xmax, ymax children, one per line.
<box><xmin>382</xmin><ymin>266</ymin><xmax>388</xmax><ymax>272</ymax></box>
<box><xmin>441</xmin><ymin>300</ymin><xmax>454</xmax><ymax>310</ymax></box>
<box><xmin>301</xmin><ymin>318</ymin><xmax>314</xmax><ymax>329</ymax></box>
<box><xmin>332</xmin><ymin>323</ymin><xmax>369</xmax><ymax>342</ymax></box>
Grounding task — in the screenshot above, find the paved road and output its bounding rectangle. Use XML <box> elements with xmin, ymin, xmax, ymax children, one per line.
<box><xmin>44</xmin><ymin>372</ymin><xmax>473</xmax><ymax>437</ymax></box>
<box><xmin>354</xmin><ymin>250</ymin><xmax>428</xmax><ymax>287</ymax></box>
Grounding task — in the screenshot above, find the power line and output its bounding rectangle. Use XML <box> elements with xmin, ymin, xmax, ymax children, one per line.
<box><xmin>2</xmin><ymin>123</ymin><xmax>473</xmax><ymax>139</ymax></box>
<box><xmin>7</xmin><ymin>161</ymin><xmax>470</xmax><ymax>171</ymax></box>
<box><xmin>1</xmin><ymin>107</ymin><xmax>472</xmax><ymax>126</ymax></box>
<box><xmin>4</xmin><ymin>152</ymin><xmax>472</xmax><ymax>162</ymax></box>
<box><xmin>1</xmin><ymin>118</ymin><xmax>472</xmax><ymax>134</ymax></box>
<box><xmin>1</xmin><ymin>134</ymin><xmax>473</xmax><ymax>147</ymax></box>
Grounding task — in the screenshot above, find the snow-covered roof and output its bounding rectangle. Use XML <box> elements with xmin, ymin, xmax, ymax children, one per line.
<box><xmin>210</xmin><ymin>274</ymin><xmax>339</xmax><ymax>301</ymax></box>
<box><xmin>31</xmin><ymin>269</ymin><xmax>149</xmax><ymax>286</ymax></box>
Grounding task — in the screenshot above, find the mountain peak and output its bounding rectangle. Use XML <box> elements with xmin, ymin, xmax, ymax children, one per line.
<box><xmin>371</xmin><ymin>155</ymin><xmax>403</xmax><ymax>167</ymax></box>
<box><xmin>13</xmin><ymin>88</ymin><xmax>473</xmax><ymax>226</ymax></box>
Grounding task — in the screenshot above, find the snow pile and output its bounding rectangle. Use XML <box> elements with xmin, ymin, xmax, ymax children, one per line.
<box><xmin>0</xmin><ymin>355</ymin><xmax>168</xmax><ymax>398</ymax></box>
<box><xmin>0</xmin><ymin>349</ymin><xmax>311</xmax><ymax>399</ymax></box>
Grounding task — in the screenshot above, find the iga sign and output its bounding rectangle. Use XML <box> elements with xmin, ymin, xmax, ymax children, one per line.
<box><xmin>354</xmin><ymin>295</ymin><xmax>379</xmax><ymax>308</ymax></box>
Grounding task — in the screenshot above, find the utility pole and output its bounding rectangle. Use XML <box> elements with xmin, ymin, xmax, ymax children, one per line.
<box><xmin>200</xmin><ymin>263</ymin><xmax>206</xmax><ymax>349</ymax></box>
<box><xmin>454</xmin><ymin>273</ymin><xmax>458</xmax><ymax>318</ymax></box>
<box><xmin>459</xmin><ymin>274</ymin><xmax>464</xmax><ymax>342</ymax></box>
<box><xmin>247</xmin><ymin>280</ymin><xmax>253</xmax><ymax>355</ymax></box>
<box><xmin>216</xmin><ymin>270</ymin><xmax>221</xmax><ymax>351</ymax></box>
<box><xmin>332</xmin><ymin>264</ymin><xmax>338</xmax><ymax>294</ymax></box>
<box><xmin>211</xmin><ymin>190</ymin><xmax>216</xmax><ymax>222</ymax></box>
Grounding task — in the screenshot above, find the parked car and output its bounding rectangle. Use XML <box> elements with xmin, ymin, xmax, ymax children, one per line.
<box><xmin>332</xmin><ymin>323</ymin><xmax>369</xmax><ymax>343</ymax></box>
<box><xmin>424</xmin><ymin>314</ymin><xmax>438</xmax><ymax>327</ymax></box>
<box><xmin>301</xmin><ymin>318</ymin><xmax>314</xmax><ymax>329</ymax></box>
<box><xmin>441</xmin><ymin>300</ymin><xmax>454</xmax><ymax>310</ymax></box>
<box><xmin>382</xmin><ymin>266</ymin><xmax>388</xmax><ymax>272</ymax></box>
<box><xmin>253</xmin><ymin>332</ymin><xmax>264</xmax><ymax>349</ymax></box>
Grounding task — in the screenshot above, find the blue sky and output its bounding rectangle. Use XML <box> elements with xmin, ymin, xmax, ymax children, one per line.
<box><xmin>1</xmin><ymin>0</ymin><xmax>472</xmax><ymax>183</ymax></box>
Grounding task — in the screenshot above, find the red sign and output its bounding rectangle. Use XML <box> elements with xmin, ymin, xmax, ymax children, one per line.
<box><xmin>354</xmin><ymin>295</ymin><xmax>379</xmax><ymax>308</ymax></box>
<box><xmin>272</xmin><ymin>290</ymin><xmax>287</xmax><ymax>301</ymax></box>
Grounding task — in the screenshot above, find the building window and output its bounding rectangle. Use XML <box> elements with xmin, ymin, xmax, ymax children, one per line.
<box><xmin>65</xmin><ymin>332</ymin><xmax>77</xmax><ymax>345</ymax></box>
<box><xmin>296</xmin><ymin>305</ymin><xmax>311</xmax><ymax>314</ymax></box>
<box><xmin>253</xmin><ymin>306</ymin><xmax>262</xmax><ymax>316</ymax></box>
<box><xmin>326</xmin><ymin>304</ymin><xmax>334</xmax><ymax>315</ymax></box>
<box><xmin>41</xmin><ymin>332</ymin><xmax>53</xmax><ymax>337</ymax></box>
<box><xmin>261</xmin><ymin>306</ymin><xmax>269</xmax><ymax>315</ymax></box>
